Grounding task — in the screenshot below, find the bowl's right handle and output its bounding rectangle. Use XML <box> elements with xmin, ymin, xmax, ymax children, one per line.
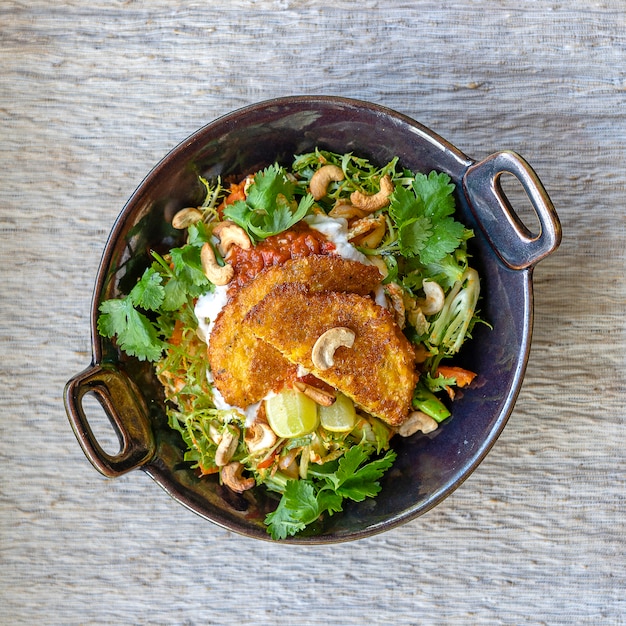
<box><xmin>463</xmin><ymin>151</ymin><xmax>562</xmax><ymax>269</ymax></box>
<box><xmin>64</xmin><ymin>364</ymin><xmax>156</xmax><ymax>477</ymax></box>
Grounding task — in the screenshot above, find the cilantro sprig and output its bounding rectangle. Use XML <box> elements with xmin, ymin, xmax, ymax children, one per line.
<box><xmin>389</xmin><ymin>171</ymin><xmax>469</xmax><ymax>265</ymax></box>
<box><xmin>265</xmin><ymin>445</ymin><xmax>396</xmax><ymax>540</ymax></box>
<box><xmin>223</xmin><ymin>164</ymin><xmax>314</xmax><ymax>241</ymax></box>
<box><xmin>97</xmin><ymin>267</ymin><xmax>166</xmax><ymax>361</ymax></box>
<box><xmin>97</xmin><ymin>221</ymin><xmax>215</xmax><ymax>362</ymax></box>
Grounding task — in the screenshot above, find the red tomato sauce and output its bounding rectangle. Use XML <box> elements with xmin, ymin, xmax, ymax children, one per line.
<box><xmin>227</xmin><ymin>221</ymin><xmax>336</xmax><ymax>290</ymax></box>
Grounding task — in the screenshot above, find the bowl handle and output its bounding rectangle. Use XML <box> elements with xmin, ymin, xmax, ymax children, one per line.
<box><xmin>64</xmin><ymin>364</ymin><xmax>156</xmax><ymax>477</ymax></box>
<box><xmin>462</xmin><ymin>151</ymin><xmax>562</xmax><ymax>269</ymax></box>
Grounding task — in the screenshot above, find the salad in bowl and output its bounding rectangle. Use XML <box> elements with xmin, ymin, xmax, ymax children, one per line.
<box><xmin>96</xmin><ymin>148</ymin><xmax>484</xmax><ymax>539</ymax></box>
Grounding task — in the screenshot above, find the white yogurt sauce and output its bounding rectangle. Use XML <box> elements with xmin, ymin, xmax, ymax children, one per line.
<box><xmin>195</xmin><ymin>284</ymin><xmax>229</xmax><ymax>345</ymax></box>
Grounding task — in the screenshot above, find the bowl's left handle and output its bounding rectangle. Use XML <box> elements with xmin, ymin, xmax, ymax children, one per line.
<box><xmin>463</xmin><ymin>151</ymin><xmax>562</xmax><ymax>269</ymax></box>
<box><xmin>64</xmin><ymin>364</ymin><xmax>156</xmax><ymax>477</ymax></box>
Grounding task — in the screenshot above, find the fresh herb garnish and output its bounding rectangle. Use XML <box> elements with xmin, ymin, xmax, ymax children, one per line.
<box><xmin>98</xmin><ymin>202</ymin><xmax>218</xmax><ymax>361</ymax></box>
<box><xmin>265</xmin><ymin>445</ymin><xmax>396</xmax><ymax>540</ymax></box>
<box><xmin>389</xmin><ymin>172</ymin><xmax>469</xmax><ymax>265</ymax></box>
<box><xmin>96</xmin><ymin>150</ymin><xmax>486</xmax><ymax>540</ymax></box>
<box><xmin>97</xmin><ymin>267</ymin><xmax>166</xmax><ymax>361</ymax></box>
<box><xmin>223</xmin><ymin>164</ymin><xmax>314</xmax><ymax>241</ymax></box>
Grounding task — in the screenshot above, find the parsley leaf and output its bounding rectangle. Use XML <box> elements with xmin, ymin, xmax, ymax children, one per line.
<box><xmin>223</xmin><ymin>164</ymin><xmax>314</xmax><ymax>241</ymax></box>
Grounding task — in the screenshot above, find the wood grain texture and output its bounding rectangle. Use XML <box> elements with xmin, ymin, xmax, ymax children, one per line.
<box><xmin>1</xmin><ymin>2</ymin><xmax>624</xmax><ymax>624</ymax></box>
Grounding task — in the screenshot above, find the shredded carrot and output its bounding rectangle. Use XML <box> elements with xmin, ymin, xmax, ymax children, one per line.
<box><xmin>436</xmin><ymin>365</ymin><xmax>477</xmax><ymax>388</ymax></box>
<box><xmin>256</xmin><ymin>453</ymin><xmax>277</xmax><ymax>470</ymax></box>
<box><xmin>218</xmin><ymin>180</ymin><xmax>246</xmax><ymax>217</ymax></box>
<box><xmin>169</xmin><ymin>319</ymin><xmax>185</xmax><ymax>346</ymax></box>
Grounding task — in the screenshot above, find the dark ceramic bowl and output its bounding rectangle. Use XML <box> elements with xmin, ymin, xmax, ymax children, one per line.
<box><xmin>65</xmin><ymin>96</ymin><xmax>561</xmax><ymax>543</ymax></box>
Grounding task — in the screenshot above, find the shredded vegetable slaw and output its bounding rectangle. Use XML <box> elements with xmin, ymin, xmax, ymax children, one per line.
<box><xmin>97</xmin><ymin>149</ymin><xmax>486</xmax><ymax>539</ymax></box>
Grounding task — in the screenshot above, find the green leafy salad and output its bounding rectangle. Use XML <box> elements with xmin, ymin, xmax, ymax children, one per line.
<box><xmin>98</xmin><ymin>149</ymin><xmax>485</xmax><ymax>539</ymax></box>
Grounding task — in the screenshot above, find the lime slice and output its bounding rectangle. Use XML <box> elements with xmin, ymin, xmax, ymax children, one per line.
<box><xmin>265</xmin><ymin>389</ymin><xmax>319</xmax><ymax>438</ymax></box>
<box><xmin>319</xmin><ymin>392</ymin><xmax>357</xmax><ymax>433</ymax></box>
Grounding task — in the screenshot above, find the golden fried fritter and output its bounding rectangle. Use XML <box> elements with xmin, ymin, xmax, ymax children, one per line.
<box><xmin>208</xmin><ymin>255</ymin><xmax>383</xmax><ymax>408</ymax></box>
<box><xmin>245</xmin><ymin>283</ymin><xmax>417</xmax><ymax>426</ymax></box>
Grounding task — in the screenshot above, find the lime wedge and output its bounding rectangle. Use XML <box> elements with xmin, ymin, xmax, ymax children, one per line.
<box><xmin>265</xmin><ymin>389</ymin><xmax>319</xmax><ymax>438</ymax></box>
<box><xmin>319</xmin><ymin>392</ymin><xmax>357</xmax><ymax>433</ymax></box>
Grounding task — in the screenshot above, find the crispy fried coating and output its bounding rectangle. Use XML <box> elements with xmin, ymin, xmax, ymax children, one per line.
<box><xmin>208</xmin><ymin>255</ymin><xmax>383</xmax><ymax>408</ymax></box>
<box><xmin>245</xmin><ymin>283</ymin><xmax>417</xmax><ymax>426</ymax></box>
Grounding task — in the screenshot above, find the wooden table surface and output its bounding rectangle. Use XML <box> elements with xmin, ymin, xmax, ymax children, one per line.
<box><xmin>1</xmin><ymin>2</ymin><xmax>624</xmax><ymax>624</ymax></box>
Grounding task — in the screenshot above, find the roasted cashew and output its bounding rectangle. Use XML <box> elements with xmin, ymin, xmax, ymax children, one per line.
<box><xmin>384</xmin><ymin>282</ymin><xmax>406</xmax><ymax>329</ymax></box>
<box><xmin>208</xmin><ymin>421</ymin><xmax>222</xmax><ymax>446</ymax></box>
<box><xmin>215</xmin><ymin>425</ymin><xmax>240</xmax><ymax>467</ymax></box>
<box><xmin>348</xmin><ymin>215</ymin><xmax>387</xmax><ymax>249</ymax></box>
<box><xmin>407</xmin><ymin>302</ymin><xmax>429</xmax><ymax>336</ymax></box>
<box><xmin>395</xmin><ymin>411</ymin><xmax>438</xmax><ymax>437</ymax></box>
<box><xmin>328</xmin><ymin>203</ymin><xmax>368</xmax><ymax>220</ymax></box>
<box><xmin>213</xmin><ymin>220</ymin><xmax>252</xmax><ymax>256</ymax></box>
<box><xmin>221</xmin><ymin>461</ymin><xmax>255</xmax><ymax>493</ymax></box>
<box><xmin>309</xmin><ymin>164</ymin><xmax>345</xmax><ymax>200</ymax></box>
<box><xmin>172</xmin><ymin>207</ymin><xmax>203</xmax><ymax>229</ymax></box>
<box><xmin>311</xmin><ymin>327</ymin><xmax>356</xmax><ymax>370</ymax></box>
<box><xmin>201</xmin><ymin>242</ymin><xmax>234</xmax><ymax>286</ymax></box>
<box><xmin>244</xmin><ymin>422</ymin><xmax>277</xmax><ymax>453</ymax></box>
<box><xmin>350</xmin><ymin>174</ymin><xmax>394</xmax><ymax>213</ymax></box>
<box><xmin>418</xmin><ymin>281</ymin><xmax>445</xmax><ymax>315</ymax></box>
<box><xmin>294</xmin><ymin>381</ymin><xmax>336</xmax><ymax>407</ymax></box>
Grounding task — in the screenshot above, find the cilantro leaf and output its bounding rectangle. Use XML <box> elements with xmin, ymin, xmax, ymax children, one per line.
<box><xmin>328</xmin><ymin>446</ymin><xmax>397</xmax><ymax>502</ymax></box>
<box><xmin>223</xmin><ymin>164</ymin><xmax>314</xmax><ymax>241</ymax></box>
<box><xmin>389</xmin><ymin>184</ymin><xmax>423</xmax><ymax>223</ymax></box>
<box><xmin>265</xmin><ymin>479</ymin><xmax>321</xmax><ymax>540</ymax></box>
<box><xmin>246</xmin><ymin>164</ymin><xmax>295</xmax><ymax>209</ymax></box>
<box><xmin>129</xmin><ymin>267</ymin><xmax>165</xmax><ymax>311</ymax></box>
<box><xmin>419</xmin><ymin>217</ymin><xmax>466</xmax><ymax>265</ymax></box>
<box><xmin>388</xmin><ymin>171</ymin><xmax>466</xmax><ymax>265</ymax></box>
<box><xmin>264</xmin><ymin>445</ymin><xmax>396</xmax><ymax>539</ymax></box>
<box><xmin>397</xmin><ymin>216</ymin><xmax>432</xmax><ymax>257</ymax></box>
<box><xmin>97</xmin><ymin>297</ymin><xmax>164</xmax><ymax>362</ymax></box>
<box><xmin>412</xmin><ymin>171</ymin><xmax>456</xmax><ymax>220</ymax></box>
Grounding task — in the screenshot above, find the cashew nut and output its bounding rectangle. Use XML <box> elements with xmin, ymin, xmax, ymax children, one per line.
<box><xmin>278</xmin><ymin>448</ymin><xmax>300</xmax><ymax>478</ymax></box>
<box><xmin>221</xmin><ymin>461</ymin><xmax>255</xmax><ymax>493</ymax></box>
<box><xmin>350</xmin><ymin>174</ymin><xmax>394</xmax><ymax>213</ymax></box>
<box><xmin>208</xmin><ymin>421</ymin><xmax>222</xmax><ymax>446</ymax></box>
<box><xmin>201</xmin><ymin>242</ymin><xmax>234</xmax><ymax>286</ymax></box>
<box><xmin>328</xmin><ymin>203</ymin><xmax>368</xmax><ymax>220</ymax></box>
<box><xmin>384</xmin><ymin>282</ymin><xmax>406</xmax><ymax>329</ymax></box>
<box><xmin>311</xmin><ymin>327</ymin><xmax>356</xmax><ymax>370</ymax></box>
<box><xmin>418</xmin><ymin>281</ymin><xmax>445</xmax><ymax>315</ymax></box>
<box><xmin>213</xmin><ymin>220</ymin><xmax>252</xmax><ymax>256</ymax></box>
<box><xmin>407</xmin><ymin>304</ymin><xmax>429</xmax><ymax>336</ymax></box>
<box><xmin>309</xmin><ymin>164</ymin><xmax>345</xmax><ymax>200</ymax></box>
<box><xmin>172</xmin><ymin>207</ymin><xmax>203</xmax><ymax>229</ymax></box>
<box><xmin>214</xmin><ymin>425</ymin><xmax>240</xmax><ymax>467</ymax></box>
<box><xmin>395</xmin><ymin>411</ymin><xmax>438</xmax><ymax>437</ymax></box>
<box><xmin>348</xmin><ymin>215</ymin><xmax>387</xmax><ymax>249</ymax></box>
<box><xmin>244</xmin><ymin>422</ymin><xmax>277</xmax><ymax>453</ymax></box>
<box><xmin>294</xmin><ymin>381</ymin><xmax>336</xmax><ymax>407</ymax></box>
